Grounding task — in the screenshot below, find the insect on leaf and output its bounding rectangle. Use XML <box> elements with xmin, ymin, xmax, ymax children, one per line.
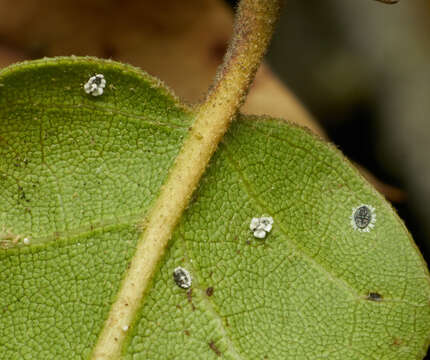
<box><xmin>0</xmin><ymin>58</ymin><xmax>429</xmax><ymax>359</ymax></box>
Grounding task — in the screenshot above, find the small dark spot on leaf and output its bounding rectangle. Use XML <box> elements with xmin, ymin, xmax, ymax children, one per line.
<box><xmin>209</xmin><ymin>341</ymin><xmax>221</xmax><ymax>356</ymax></box>
<box><xmin>184</xmin><ymin>330</ymin><xmax>190</xmax><ymax>336</ymax></box>
<box><xmin>392</xmin><ymin>337</ymin><xmax>403</xmax><ymax>346</ymax></box>
<box><xmin>18</xmin><ymin>186</ymin><xmax>26</xmax><ymax>200</ymax></box>
<box><xmin>206</xmin><ymin>287</ymin><xmax>214</xmax><ymax>297</ymax></box>
<box><xmin>367</xmin><ymin>292</ymin><xmax>383</xmax><ymax>301</ymax></box>
<box><xmin>186</xmin><ymin>289</ymin><xmax>195</xmax><ymax>311</ymax></box>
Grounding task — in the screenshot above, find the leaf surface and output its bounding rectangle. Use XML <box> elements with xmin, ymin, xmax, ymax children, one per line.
<box><xmin>0</xmin><ymin>58</ymin><xmax>429</xmax><ymax>359</ymax></box>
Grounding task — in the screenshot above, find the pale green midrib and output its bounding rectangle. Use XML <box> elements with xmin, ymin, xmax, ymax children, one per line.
<box><xmin>2</xmin><ymin>101</ymin><xmax>189</xmax><ymax>130</ymax></box>
<box><xmin>222</xmin><ymin>141</ymin><xmax>426</xmax><ymax>308</ymax></box>
<box><xmin>179</xmin><ymin>232</ymin><xmax>246</xmax><ymax>360</ymax></box>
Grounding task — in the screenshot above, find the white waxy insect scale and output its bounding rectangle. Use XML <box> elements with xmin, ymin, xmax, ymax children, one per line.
<box><xmin>23</xmin><ymin>237</ymin><xmax>30</xmax><ymax>245</ymax></box>
<box><xmin>84</xmin><ymin>74</ymin><xmax>106</xmax><ymax>96</ymax></box>
<box><xmin>122</xmin><ymin>325</ymin><xmax>129</xmax><ymax>332</ymax></box>
<box><xmin>173</xmin><ymin>267</ymin><xmax>192</xmax><ymax>289</ymax></box>
<box><xmin>351</xmin><ymin>204</ymin><xmax>376</xmax><ymax>232</ymax></box>
<box><xmin>250</xmin><ymin>216</ymin><xmax>274</xmax><ymax>239</ymax></box>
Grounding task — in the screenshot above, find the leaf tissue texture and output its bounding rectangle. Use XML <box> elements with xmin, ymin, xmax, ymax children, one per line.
<box><xmin>0</xmin><ymin>58</ymin><xmax>429</xmax><ymax>359</ymax></box>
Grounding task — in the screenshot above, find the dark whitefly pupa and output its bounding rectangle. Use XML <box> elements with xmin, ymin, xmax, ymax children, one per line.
<box><xmin>351</xmin><ymin>205</ymin><xmax>376</xmax><ymax>232</ymax></box>
<box><xmin>173</xmin><ymin>267</ymin><xmax>192</xmax><ymax>289</ymax></box>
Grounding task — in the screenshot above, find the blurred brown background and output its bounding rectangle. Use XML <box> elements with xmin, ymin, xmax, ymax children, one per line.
<box><xmin>0</xmin><ymin>2</ymin><xmax>429</xmax><ymax>349</ymax></box>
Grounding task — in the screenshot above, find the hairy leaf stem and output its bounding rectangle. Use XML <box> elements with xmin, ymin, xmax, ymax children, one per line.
<box><xmin>91</xmin><ymin>0</ymin><xmax>281</xmax><ymax>358</ymax></box>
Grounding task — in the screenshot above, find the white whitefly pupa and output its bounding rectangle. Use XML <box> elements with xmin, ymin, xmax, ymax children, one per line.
<box><xmin>173</xmin><ymin>267</ymin><xmax>192</xmax><ymax>289</ymax></box>
<box><xmin>250</xmin><ymin>216</ymin><xmax>274</xmax><ymax>239</ymax></box>
<box><xmin>23</xmin><ymin>237</ymin><xmax>30</xmax><ymax>245</ymax></box>
<box><xmin>351</xmin><ymin>204</ymin><xmax>376</xmax><ymax>232</ymax></box>
<box><xmin>84</xmin><ymin>74</ymin><xmax>106</xmax><ymax>96</ymax></box>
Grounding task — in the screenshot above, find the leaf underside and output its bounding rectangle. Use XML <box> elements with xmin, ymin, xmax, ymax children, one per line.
<box><xmin>0</xmin><ymin>58</ymin><xmax>429</xmax><ymax>360</ymax></box>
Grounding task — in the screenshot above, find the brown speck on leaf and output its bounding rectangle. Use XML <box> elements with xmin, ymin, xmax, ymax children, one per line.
<box><xmin>184</xmin><ymin>330</ymin><xmax>190</xmax><ymax>336</ymax></box>
<box><xmin>392</xmin><ymin>337</ymin><xmax>403</xmax><ymax>346</ymax></box>
<box><xmin>206</xmin><ymin>287</ymin><xmax>214</xmax><ymax>297</ymax></box>
<box><xmin>187</xmin><ymin>289</ymin><xmax>196</xmax><ymax>311</ymax></box>
<box><xmin>209</xmin><ymin>341</ymin><xmax>221</xmax><ymax>356</ymax></box>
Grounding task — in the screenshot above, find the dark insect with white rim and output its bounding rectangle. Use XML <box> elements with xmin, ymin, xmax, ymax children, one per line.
<box><xmin>173</xmin><ymin>267</ymin><xmax>192</xmax><ymax>289</ymax></box>
<box><xmin>351</xmin><ymin>204</ymin><xmax>376</xmax><ymax>232</ymax></box>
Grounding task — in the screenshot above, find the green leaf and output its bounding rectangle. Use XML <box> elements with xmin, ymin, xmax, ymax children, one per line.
<box><xmin>1</xmin><ymin>58</ymin><xmax>429</xmax><ymax>359</ymax></box>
